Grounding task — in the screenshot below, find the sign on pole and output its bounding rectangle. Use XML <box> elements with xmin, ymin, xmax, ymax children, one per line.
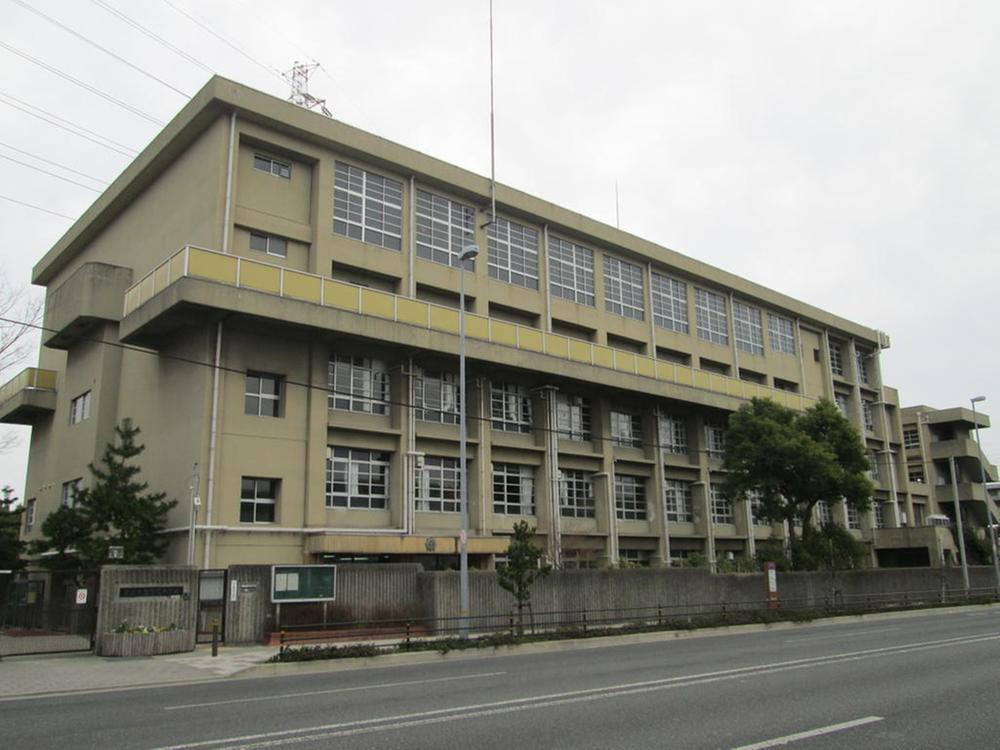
<box><xmin>270</xmin><ymin>565</ymin><xmax>336</xmax><ymax>603</ymax></box>
<box><xmin>765</xmin><ymin>561</ymin><xmax>779</xmax><ymax>609</ymax></box>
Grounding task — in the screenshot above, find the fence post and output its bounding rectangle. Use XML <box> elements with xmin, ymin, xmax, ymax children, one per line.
<box><xmin>581</xmin><ymin>608</ymin><xmax>587</xmax><ymax>634</ymax></box>
<box><xmin>657</xmin><ymin>604</ymin><xmax>662</xmax><ymax>627</ymax></box>
<box><xmin>405</xmin><ymin>621</ymin><xmax>411</xmax><ymax>646</ymax></box>
<box><xmin>211</xmin><ymin>620</ymin><xmax>220</xmax><ymax>658</ymax></box>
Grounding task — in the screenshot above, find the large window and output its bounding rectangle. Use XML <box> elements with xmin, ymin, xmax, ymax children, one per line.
<box><xmin>61</xmin><ymin>479</ymin><xmax>82</xmax><ymax>508</ymax></box>
<box><xmin>414</xmin><ymin>369</ymin><xmax>459</xmax><ymax>424</ymax></box>
<box><xmin>829</xmin><ymin>340</ymin><xmax>845</xmax><ymax>376</ymax></box>
<box><xmin>611</xmin><ymin>409</ymin><xmax>642</xmax><ymax>448</ymax></box>
<box><xmin>328</xmin><ymin>355</ymin><xmax>388</xmax><ymax>415</ymax></box>
<box><xmin>249</xmin><ymin>231</ymin><xmax>287</xmax><ymax>258</ymax></box>
<box><xmin>325</xmin><ymin>448</ymin><xmax>390</xmax><ymax>509</ymax></box>
<box><xmin>705</xmin><ymin>421</ymin><xmax>726</xmax><ymax>459</ymax></box>
<box><xmin>874</xmin><ymin>502</ymin><xmax>885</xmax><ymax>529</ymax></box>
<box><xmin>556</xmin><ymin>393</ymin><xmax>591</xmax><ymax>441</ymax></box>
<box><xmin>862</xmin><ymin>399</ymin><xmax>875</xmax><ymax>431</ymax></box>
<box><xmin>710</xmin><ymin>486</ymin><xmax>733</xmax><ymax>524</ymax></box>
<box><xmin>847</xmin><ymin>505</ymin><xmax>860</xmax><ymax>530</ymax></box>
<box><xmin>490</xmin><ymin>383</ymin><xmax>532</xmax><ymax>433</ymax></box>
<box><xmin>695</xmin><ymin>288</ymin><xmax>728</xmax><ymax>345</ymax></box>
<box><xmin>650</xmin><ymin>272</ymin><xmax>689</xmax><ymax>333</ymax></box>
<box><xmin>603</xmin><ymin>255</ymin><xmax>644</xmax><ymax>320</ymax></box>
<box><xmin>869</xmin><ymin>451</ymin><xmax>881</xmax><ymax>480</ymax></box>
<box><xmin>333</xmin><ymin>162</ymin><xmax>403</xmax><ymax>250</ymax></box>
<box><xmin>817</xmin><ymin>500</ymin><xmax>833</xmax><ymax>525</ymax></box>
<box><xmin>903</xmin><ymin>428</ymin><xmax>920</xmax><ymax>450</ymax></box>
<box><xmin>245</xmin><ymin>372</ymin><xmax>282</xmax><ymax>417</ymax></box>
<box><xmin>659</xmin><ymin>414</ymin><xmax>688</xmax><ymax>455</ymax></box>
<box><xmin>416</xmin><ymin>456</ymin><xmax>461</xmax><ymax>512</ymax></box>
<box><xmin>615</xmin><ymin>474</ymin><xmax>647</xmax><ymax>520</ymax></box>
<box><xmin>664</xmin><ymin>479</ymin><xmax>693</xmax><ymax>522</ymax></box>
<box><xmin>488</xmin><ymin>217</ymin><xmax>538</xmax><ymax>289</ymax></box>
<box><xmin>768</xmin><ymin>314</ymin><xmax>796</xmax><ymax>355</ymax></box>
<box><xmin>834</xmin><ymin>393</ymin><xmax>849</xmax><ymax>417</ymax></box>
<box><xmin>549</xmin><ymin>236</ymin><xmax>595</xmax><ymax>306</ymax></box>
<box><xmin>69</xmin><ymin>391</ymin><xmax>91</xmax><ymax>425</ymax></box>
<box><xmin>856</xmin><ymin>349</ymin><xmax>870</xmax><ymax>384</ymax></box>
<box><xmin>733</xmin><ymin>302</ymin><xmax>764</xmax><ymax>356</ymax></box>
<box><xmin>492</xmin><ymin>463</ymin><xmax>535</xmax><ymax>515</ymax></box>
<box><xmin>415</xmin><ymin>189</ymin><xmax>476</xmax><ymax>267</ymax></box>
<box><xmin>560</xmin><ymin>470</ymin><xmax>595</xmax><ymax>518</ymax></box>
<box><xmin>240</xmin><ymin>477</ymin><xmax>277</xmax><ymax>523</ymax></box>
<box><xmin>749</xmin><ymin>489</ymin><xmax>768</xmax><ymax>526</ymax></box>
<box><xmin>23</xmin><ymin>498</ymin><xmax>35</xmax><ymax>532</ymax></box>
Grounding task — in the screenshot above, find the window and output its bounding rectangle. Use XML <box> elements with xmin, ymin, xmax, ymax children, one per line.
<box><xmin>549</xmin><ymin>236</ymin><xmax>595</xmax><ymax>306</ymax></box>
<box><xmin>240</xmin><ymin>477</ymin><xmax>277</xmax><ymax>523</ymax></box>
<box><xmin>846</xmin><ymin>504</ymin><xmax>860</xmax><ymax>530</ymax></box>
<box><xmin>492</xmin><ymin>463</ymin><xmax>535</xmax><ymax>515</ymax></box>
<box><xmin>695</xmin><ymin>288</ymin><xmax>728</xmax><ymax>345</ymax></box>
<box><xmin>710</xmin><ymin>486</ymin><xmax>733</xmax><ymax>524</ymax></box>
<box><xmin>416</xmin><ymin>456</ymin><xmax>461</xmax><ymax>512</ymax></box>
<box><xmin>733</xmin><ymin>302</ymin><xmax>764</xmax><ymax>356</ymax></box>
<box><xmin>24</xmin><ymin>498</ymin><xmax>35</xmax><ymax>532</ymax></box>
<box><xmin>651</xmin><ymin>272</ymin><xmax>689</xmax><ymax>333</ymax></box>
<box><xmin>664</xmin><ymin>479</ymin><xmax>693</xmax><ymax>522</ymax></box>
<box><xmin>768</xmin><ymin>314</ymin><xmax>796</xmax><ymax>355</ymax></box>
<box><xmin>328</xmin><ymin>355</ymin><xmax>388</xmax><ymax>415</ymax></box>
<box><xmin>749</xmin><ymin>489</ymin><xmax>768</xmax><ymax>526</ymax></box>
<box><xmin>611</xmin><ymin>409</ymin><xmax>642</xmax><ymax>448</ymax></box>
<box><xmin>253</xmin><ymin>153</ymin><xmax>290</xmax><ymax>178</ymax></box>
<box><xmin>619</xmin><ymin>549</ymin><xmax>652</xmax><ymax>567</ymax></box>
<box><xmin>834</xmin><ymin>393</ymin><xmax>849</xmax><ymax>417</ymax></box>
<box><xmin>333</xmin><ymin>161</ymin><xmax>403</xmax><ymax>250</ymax></box>
<box><xmin>615</xmin><ymin>474</ymin><xmax>646</xmax><ymax>520</ymax></box>
<box><xmin>829</xmin><ymin>341</ymin><xmax>844</xmax><ymax>376</ymax></box>
<box><xmin>69</xmin><ymin>391</ymin><xmax>91</xmax><ymax>425</ymax></box>
<box><xmin>705</xmin><ymin>421</ymin><xmax>726</xmax><ymax>459</ymax></box>
<box><xmin>603</xmin><ymin>255</ymin><xmax>644</xmax><ymax>320</ymax></box>
<box><xmin>490</xmin><ymin>383</ymin><xmax>532</xmax><ymax>433</ymax></box>
<box><xmin>245</xmin><ymin>372</ymin><xmax>282</xmax><ymax>417</ymax></box>
<box><xmin>414</xmin><ymin>369</ymin><xmax>459</xmax><ymax>424</ymax></box>
<box><xmin>415</xmin><ymin>189</ymin><xmax>476</xmax><ymax>267</ymax></box>
<box><xmin>908</xmin><ymin>465</ymin><xmax>925</xmax><ymax>483</ymax></box>
<box><xmin>61</xmin><ymin>479</ymin><xmax>82</xmax><ymax>508</ymax></box>
<box><xmin>249</xmin><ymin>231</ymin><xmax>287</xmax><ymax>258</ymax></box>
<box><xmin>862</xmin><ymin>399</ymin><xmax>875</xmax><ymax>431</ymax></box>
<box><xmin>903</xmin><ymin>428</ymin><xmax>920</xmax><ymax>450</ymax></box>
<box><xmin>488</xmin><ymin>217</ymin><xmax>538</xmax><ymax>289</ymax></box>
<box><xmin>560</xmin><ymin>470</ymin><xmax>595</xmax><ymax>518</ymax></box>
<box><xmin>325</xmin><ymin>448</ymin><xmax>390</xmax><ymax>509</ymax></box>
<box><xmin>556</xmin><ymin>393</ymin><xmax>591</xmax><ymax>441</ymax></box>
<box><xmin>855</xmin><ymin>350</ymin><xmax>870</xmax><ymax>384</ymax></box>
<box><xmin>659</xmin><ymin>414</ymin><xmax>688</xmax><ymax>455</ymax></box>
<box><xmin>874</xmin><ymin>502</ymin><xmax>885</xmax><ymax>529</ymax></box>
<box><xmin>817</xmin><ymin>500</ymin><xmax>833</xmax><ymax>525</ymax></box>
<box><xmin>869</xmin><ymin>451</ymin><xmax>880</xmax><ymax>480</ymax></box>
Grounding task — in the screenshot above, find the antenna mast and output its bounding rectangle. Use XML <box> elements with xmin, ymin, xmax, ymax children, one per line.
<box><xmin>283</xmin><ymin>61</ymin><xmax>332</xmax><ymax>117</ymax></box>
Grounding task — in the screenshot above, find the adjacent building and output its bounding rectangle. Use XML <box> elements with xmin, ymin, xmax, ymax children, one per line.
<box><xmin>2</xmin><ymin>76</ymin><xmax>995</xmax><ymax>571</ymax></box>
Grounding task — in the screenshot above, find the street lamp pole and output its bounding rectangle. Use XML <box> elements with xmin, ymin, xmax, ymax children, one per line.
<box><xmin>970</xmin><ymin>396</ymin><xmax>1000</xmax><ymax>596</ymax></box>
<box><xmin>458</xmin><ymin>244</ymin><xmax>479</xmax><ymax>637</ymax></box>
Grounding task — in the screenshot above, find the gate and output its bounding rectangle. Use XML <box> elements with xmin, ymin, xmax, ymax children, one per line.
<box><xmin>197</xmin><ymin>569</ymin><xmax>227</xmax><ymax>643</ymax></box>
<box><xmin>0</xmin><ymin>571</ymin><xmax>99</xmax><ymax>656</ymax></box>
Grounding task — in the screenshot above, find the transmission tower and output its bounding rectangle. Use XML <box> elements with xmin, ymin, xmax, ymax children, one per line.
<box><xmin>282</xmin><ymin>61</ymin><xmax>332</xmax><ymax>117</ymax></box>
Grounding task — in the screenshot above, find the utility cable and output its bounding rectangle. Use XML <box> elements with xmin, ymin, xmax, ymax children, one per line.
<box><xmin>0</xmin><ymin>153</ymin><xmax>102</xmax><ymax>192</ymax></box>
<box><xmin>0</xmin><ymin>195</ymin><xmax>76</xmax><ymax>220</ymax></box>
<box><xmin>0</xmin><ymin>91</ymin><xmax>139</xmax><ymax>156</ymax></box>
<box><xmin>0</xmin><ymin>141</ymin><xmax>109</xmax><ymax>184</ymax></box>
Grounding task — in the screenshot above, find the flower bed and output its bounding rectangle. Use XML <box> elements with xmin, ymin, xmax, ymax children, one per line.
<box><xmin>98</xmin><ymin>625</ymin><xmax>194</xmax><ymax>657</ymax></box>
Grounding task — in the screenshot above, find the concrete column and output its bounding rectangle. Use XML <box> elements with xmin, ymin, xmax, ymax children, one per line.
<box><xmin>652</xmin><ymin>413</ymin><xmax>671</xmax><ymax>566</ymax></box>
<box><xmin>304</xmin><ymin>339</ymin><xmax>330</xmax><ymax>529</ymax></box>
<box><xmin>538</xmin><ymin>386</ymin><xmax>562</xmax><ymax>566</ymax></box>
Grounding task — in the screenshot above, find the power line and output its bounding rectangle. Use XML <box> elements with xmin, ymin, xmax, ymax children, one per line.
<box><xmin>0</xmin><ymin>195</ymin><xmax>76</xmax><ymax>220</ymax></box>
<box><xmin>0</xmin><ymin>39</ymin><xmax>165</xmax><ymax>126</ymax></box>
<box><xmin>0</xmin><ymin>141</ymin><xmax>109</xmax><ymax>184</ymax></box>
<box><xmin>10</xmin><ymin>0</ymin><xmax>191</xmax><ymax>98</ymax></box>
<box><xmin>0</xmin><ymin>153</ymin><xmax>102</xmax><ymax>192</ymax></box>
<box><xmin>0</xmin><ymin>91</ymin><xmax>139</xmax><ymax>156</ymax></box>
<box><xmin>90</xmin><ymin>0</ymin><xmax>214</xmax><ymax>74</ymax></box>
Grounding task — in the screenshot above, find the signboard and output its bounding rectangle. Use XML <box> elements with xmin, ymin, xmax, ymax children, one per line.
<box><xmin>75</xmin><ymin>588</ymin><xmax>88</xmax><ymax>605</ymax></box>
<box><xmin>765</xmin><ymin>561</ymin><xmax>779</xmax><ymax>609</ymax></box>
<box><xmin>270</xmin><ymin>565</ymin><xmax>336</xmax><ymax>603</ymax></box>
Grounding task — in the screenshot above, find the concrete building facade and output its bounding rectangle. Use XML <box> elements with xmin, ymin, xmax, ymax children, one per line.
<box><xmin>3</xmin><ymin>76</ymin><xmax>995</xmax><ymax>571</ymax></box>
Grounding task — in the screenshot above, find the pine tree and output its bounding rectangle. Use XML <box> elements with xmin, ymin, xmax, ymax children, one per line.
<box><xmin>0</xmin><ymin>484</ymin><xmax>26</xmax><ymax>573</ymax></box>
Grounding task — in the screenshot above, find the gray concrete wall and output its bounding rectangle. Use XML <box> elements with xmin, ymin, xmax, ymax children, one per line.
<box><xmin>94</xmin><ymin>566</ymin><xmax>198</xmax><ymax>654</ymax></box>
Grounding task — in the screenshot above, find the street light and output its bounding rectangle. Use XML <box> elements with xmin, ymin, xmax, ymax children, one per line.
<box><xmin>970</xmin><ymin>396</ymin><xmax>1000</xmax><ymax>596</ymax></box>
<box><xmin>458</xmin><ymin>243</ymin><xmax>478</xmax><ymax>637</ymax></box>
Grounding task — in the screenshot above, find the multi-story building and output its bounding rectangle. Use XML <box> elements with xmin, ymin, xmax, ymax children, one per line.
<box><xmin>1</xmin><ymin>76</ymin><xmax>993</xmax><ymax>570</ymax></box>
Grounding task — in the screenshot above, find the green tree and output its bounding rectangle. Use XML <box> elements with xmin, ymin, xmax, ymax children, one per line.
<box><xmin>723</xmin><ymin>398</ymin><xmax>873</xmax><ymax>568</ymax></box>
<box><xmin>0</xmin><ymin>485</ymin><xmax>26</xmax><ymax>573</ymax></box>
<box><xmin>496</xmin><ymin>521</ymin><xmax>550</xmax><ymax>634</ymax></box>
<box><xmin>31</xmin><ymin>420</ymin><xmax>177</xmax><ymax>569</ymax></box>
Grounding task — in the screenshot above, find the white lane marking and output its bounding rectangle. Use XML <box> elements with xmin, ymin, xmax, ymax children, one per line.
<box><xmin>731</xmin><ymin>716</ymin><xmax>884</xmax><ymax>749</ymax></box>
<box><xmin>149</xmin><ymin>631</ymin><xmax>999</xmax><ymax>750</ymax></box>
<box><xmin>163</xmin><ymin>671</ymin><xmax>506</xmax><ymax>711</ymax></box>
<box><xmin>783</xmin><ymin>627</ymin><xmax>899</xmax><ymax>643</ymax></box>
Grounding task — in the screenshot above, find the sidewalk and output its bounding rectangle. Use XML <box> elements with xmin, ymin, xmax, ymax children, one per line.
<box><xmin>0</xmin><ymin>643</ymin><xmax>280</xmax><ymax>700</ymax></box>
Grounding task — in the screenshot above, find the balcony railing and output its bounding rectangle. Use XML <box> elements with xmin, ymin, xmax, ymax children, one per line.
<box><xmin>123</xmin><ymin>245</ymin><xmax>817</xmax><ymax>410</ymax></box>
<box><xmin>0</xmin><ymin>367</ymin><xmax>57</xmax><ymax>404</ymax></box>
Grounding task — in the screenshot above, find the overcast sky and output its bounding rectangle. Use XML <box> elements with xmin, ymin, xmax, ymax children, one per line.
<box><xmin>1</xmin><ymin>0</ymin><xmax>998</xmax><ymax>498</ymax></box>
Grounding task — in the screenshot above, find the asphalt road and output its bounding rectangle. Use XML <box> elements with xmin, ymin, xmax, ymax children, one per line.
<box><xmin>3</xmin><ymin>608</ymin><xmax>999</xmax><ymax>750</ymax></box>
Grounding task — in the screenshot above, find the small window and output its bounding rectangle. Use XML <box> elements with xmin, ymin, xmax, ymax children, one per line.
<box><xmin>249</xmin><ymin>231</ymin><xmax>288</xmax><ymax>258</ymax></box>
<box><xmin>69</xmin><ymin>391</ymin><xmax>91</xmax><ymax>425</ymax></box>
<box><xmin>254</xmin><ymin>153</ymin><xmax>291</xmax><ymax>179</ymax></box>
<box><xmin>240</xmin><ymin>477</ymin><xmax>278</xmax><ymax>523</ymax></box>
<box><xmin>61</xmin><ymin>479</ymin><xmax>82</xmax><ymax>508</ymax></box>
<box><xmin>24</xmin><ymin>498</ymin><xmax>36</xmax><ymax>532</ymax></box>
<box><xmin>245</xmin><ymin>372</ymin><xmax>282</xmax><ymax>417</ymax></box>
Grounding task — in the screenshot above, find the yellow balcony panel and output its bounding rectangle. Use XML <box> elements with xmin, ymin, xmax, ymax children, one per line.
<box><xmin>0</xmin><ymin>367</ymin><xmax>57</xmax><ymax>425</ymax></box>
<box><xmin>168</xmin><ymin>251</ymin><xmax>185</xmax><ymax>284</ymax></box>
<box><xmin>518</xmin><ymin>327</ymin><xmax>544</xmax><ymax>353</ymax></box>
<box><xmin>786</xmin><ymin>394</ymin><xmax>804</xmax><ymax>411</ymax></box>
<box><xmin>123</xmin><ymin>287</ymin><xmax>140</xmax><ymax>317</ymax></box>
<box><xmin>464</xmin><ymin>314</ymin><xmax>489</xmax><ymax>341</ymax></box>
<box><xmin>593</xmin><ymin>345</ymin><xmax>614</xmax><ymax>369</ymax></box>
<box><xmin>675</xmin><ymin>366</ymin><xmax>694</xmax><ymax>387</ymax></box>
<box><xmin>635</xmin><ymin>356</ymin><xmax>655</xmax><ymax>379</ymax></box>
<box><xmin>544</xmin><ymin>333</ymin><xmax>569</xmax><ymax>359</ymax></box>
<box><xmin>397</xmin><ymin>298</ymin><xmax>429</xmax><ymax>327</ymax></box>
<box><xmin>152</xmin><ymin>261</ymin><xmax>170</xmax><ymax>296</ymax></box>
<box><xmin>324</xmin><ymin>279</ymin><xmax>360</xmax><ymax>311</ymax></box>
<box><xmin>725</xmin><ymin>379</ymin><xmax>743</xmax><ymax>398</ymax></box>
<box><xmin>139</xmin><ymin>274</ymin><xmax>155</xmax><ymax>307</ymax></box>
<box><xmin>429</xmin><ymin>305</ymin><xmax>459</xmax><ymax>333</ymax></box>
<box><xmin>188</xmin><ymin>247</ymin><xmax>238</xmax><ymax>284</ymax></box>
<box><xmin>613</xmin><ymin>350</ymin><xmax>637</xmax><ymax>374</ymax></box>
<box><xmin>240</xmin><ymin>260</ymin><xmax>281</xmax><ymax>294</ymax></box>
<box><xmin>490</xmin><ymin>320</ymin><xmax>517</xmax><ymax>347</ymax></box>
<box><xmin>693</xmin><ymin>370</ymin><xmax>711</xmax><ymax>391</ymax></box>
<box><xmin>283</xmin><ymin>270</ymin><xmax>322</xmax><ymax>304</ymax></box>
<box><xmin>361</xmin><ymin>289</ymin><xmax>395</xmax><ymax>320</ymax></box>
<box><xmin>655</xmin><ymin>361</ymin><xmax>676</xmax><ymax>382</ymax></box>
<box><xmin>568</xmin><ymin>338</ymin><xmax>592</xmax><ymax>364</ymax></box>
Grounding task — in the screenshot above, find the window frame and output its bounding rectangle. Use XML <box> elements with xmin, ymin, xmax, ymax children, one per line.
<box><xmin>560</xmin><ymin>470</ymin><xmax>595</xmax><ymax>518</ymax></box>
<box><xmin>492</xmin><ymin>462</ymin><xmax>536</xmax><ymax>516</ymax></box>
<box><xmin>659</xmin><ymin>414</ymin><xmax>688</xmax><ymax>455</ymax></box>
<box><xmin>490</xmin><ymin>383</ymin><xmax>533</xmax><ymax>434</ymax></box>
<box><xmin>695</xmin><ymin>288</ymin><xmax>729</xmax><ymax>345</ymax></box>
<box><xmin>732</xmin><ymin>301</ymin><xmax>764</xmax><ymax>356</ymax></box>
<box><xmin>240</xmin><ymin>476</ymin><xmax>278</xmax><ymax>523</ymax></box>
<box><xmin>614</xmin><ymin>474</ymin><xmax>647</xmax><ymax>521</ymax></box>
<box><xmin>249</xmin><ymin>230</ymin><xmax>288</xmax><ymax>258</ymax></box>
<box><xmin>548</xmin><ymin>236</ymin><xmax>595</xmax><ymax>307</ymax></box>
<box><xmin>650</xmin><ymin>272</ymin><xmax>689</xmax><ymax>334</ymax></box>
<box><xmin>705</xmin><ymin>421</ymin><xmax>726</xmax><ymax>459</ymax></box>
<box><xmin>69</xmin><ymin>390</ymin><xmax>91</xmax><ymax>425</ymax></box>
<box><xmin>415</xmin><ymin>456</ymin><xmax>462</xmax><ymax>513</ymax></box>
<box><xmin>768</xmin><ymin>314</ymin><xmax>796</xmax><ymax>355</ymax></box>
<box><xmin>325</xmin><ymin>447</ymin><xmax>391</xmax><ymax>509</ymax></box>
<box><xmin>488</xmin><ymin>216</ymin><xmax>539</xmax><ymax>289</ymax></box>
<box><xmin>61</xmin><ymin>478</ymin><xmax>82</xmax><ymax>508</ymax></box>
<box><xmin>333</xmin><ymin>161</ymin><xmax>403</xmax><ymax>251</ymax></box>
<box><xmin>710</xmin><ymin>486</ymin><xmax>734</xmax><ymax>524</ymax></box>
<box><xmin>610</xmin><ymin>408</ymin><xmax>642</xmax><ymax>448</ymax></box>
<box><xmin>555</xmin><ymin>393</ymin><xmax>591</xmax><ymax>441</ymax></box>
<box><xmin>328</xmin><ymin>355</ymin><xmax>389</xmax><ymax>415</ymax></box>
<box><xmin>414</xmin><ymin>368</ymin><xmax>460</xmax><ymax>425</ymax></box>
<box><xmin>664</xmin><ymin>479</ymin><xmax>693</xmax><ymax>523</ymax></box>
<box><xmin>603</xmin><ymin>255</ymin><xmax>645</xmax><ymax>321</ymax></box>
<box><xmin>415</xmin><ymin>188</ymin><xmax>476</xmax><ymax>268</ymax></box>
<box><xmin>244</xmin><ymin>371</ymin><xmax>282</xmax><ymax>417</ymax></box>
<box><xmin>253</xmin><ymin>153</ymin><xmax>291</xmax><ymax>179</ymax></box>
